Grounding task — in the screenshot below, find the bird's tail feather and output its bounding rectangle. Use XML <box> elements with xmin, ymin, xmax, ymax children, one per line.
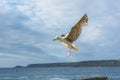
<box><xmin>72</xmin><ymin>44</ymin><xmax>79</xmax><ymax>52</ymax></box>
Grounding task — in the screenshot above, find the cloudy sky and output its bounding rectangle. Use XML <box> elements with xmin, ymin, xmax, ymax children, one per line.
<box><xmin>0</xmin><ymin>0</ymin><xmax>120</xmax><ymax>67</ymax></box>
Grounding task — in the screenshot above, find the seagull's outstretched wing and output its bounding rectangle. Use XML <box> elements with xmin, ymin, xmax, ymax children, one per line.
<box><xmin>65</xmin><ymin>14</ymin><xmax>88</xmax><ymax>42</ymax></box>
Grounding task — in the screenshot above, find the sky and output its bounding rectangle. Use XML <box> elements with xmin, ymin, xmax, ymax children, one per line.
<box><xmin>0</xmin><ymin>0</ymin><xmax>120</xmax><ymax>68</ymax></box>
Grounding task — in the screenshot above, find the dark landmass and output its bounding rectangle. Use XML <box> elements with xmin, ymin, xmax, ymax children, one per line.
<box><xmin>15</xmin><ymin>60</ymin><xmax>120</xmax><ymax>68</ymax></box>
<box><xmin>14</xmin><ymin>65</ymin><xmax>25</xmax><ymax>68</ymax></box>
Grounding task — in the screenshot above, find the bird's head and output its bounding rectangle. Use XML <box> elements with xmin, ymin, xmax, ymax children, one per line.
<box><xmin>53</xmin><ymin>36</ymin><xmax>61</xmax><ymax>41</ymax></box>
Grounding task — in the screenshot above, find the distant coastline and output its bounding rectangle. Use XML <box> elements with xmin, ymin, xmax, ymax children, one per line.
<box><xmin>14</xmin><ymin>60</ymin><xmax>120</xmax><ymax>68</ymax></box>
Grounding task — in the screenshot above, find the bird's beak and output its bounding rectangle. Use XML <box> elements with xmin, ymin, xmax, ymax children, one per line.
<box><xmin>53</xmin><ymin>37</ymin><xmax>58</xmax><ymax>41</ymax></box>
<box><xmin>53</xmin><ymin>38</ymin><xmax>56</xmax><ymax>41</ymax></box>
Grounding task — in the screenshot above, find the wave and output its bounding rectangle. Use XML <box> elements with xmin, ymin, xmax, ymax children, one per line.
<box><xmin>0</xmin><ymin>76</ymin><xmax>28</xmax><ymax>80</ymax></box>
<box><xmin>48</xmin><ymin>77</ymin><xmax>69</xmax><ymax>80</ymax></box>
<box><xmin>110</xmin><ymin>75</ymin><xmax>120</xmax><ymax>79</ymax></box>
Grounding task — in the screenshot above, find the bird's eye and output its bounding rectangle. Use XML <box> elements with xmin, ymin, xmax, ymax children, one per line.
<box><xmin>61</xmin><ymin>34</ymin><xmax>65</xmax><ymax>37</ymax></box>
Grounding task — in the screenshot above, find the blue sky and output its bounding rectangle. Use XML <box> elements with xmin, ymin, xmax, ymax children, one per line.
<box><xmin>0</xmin><ymin>0</ymin><xmax>120</xmax><ymax>67</ymax></box>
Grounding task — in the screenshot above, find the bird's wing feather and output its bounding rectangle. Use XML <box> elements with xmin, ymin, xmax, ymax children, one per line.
<box><xmin>65</xmin><ymin>14</ymin><xmax>88</xmax><ymax>42</ymax></box>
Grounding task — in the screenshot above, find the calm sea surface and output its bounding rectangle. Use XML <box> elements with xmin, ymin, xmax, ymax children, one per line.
<box><xmin>0</xmin><ymin>67</ymin><xmax>120</xmax><ymax>80</ymax></box>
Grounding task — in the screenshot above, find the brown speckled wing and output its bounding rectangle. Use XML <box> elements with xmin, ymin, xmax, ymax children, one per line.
<box><xmin>65</xmin><ymin>14</ymin><xmax>88</xmax><ymax>42</ymax></box>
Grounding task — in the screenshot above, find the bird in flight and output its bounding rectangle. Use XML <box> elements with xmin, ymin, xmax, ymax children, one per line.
<box><xmin>53</xmin><ymin>14</ymin><xmax>88</xmax><ymax>56</ymax></box>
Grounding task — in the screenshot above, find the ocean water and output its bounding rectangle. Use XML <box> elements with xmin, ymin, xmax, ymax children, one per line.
<box><xmin>0</xmin><ymin>67</ymin><xmax>120</xmax><ymax>80</ymax></box>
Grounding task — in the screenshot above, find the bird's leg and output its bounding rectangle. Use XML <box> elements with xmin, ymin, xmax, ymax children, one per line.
<box><xmin>68</xmin><ymin>49</ymin><xmax>71</xmax><ymax>56</ymax></box>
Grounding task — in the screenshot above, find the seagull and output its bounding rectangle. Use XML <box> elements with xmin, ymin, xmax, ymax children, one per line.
<box><xmin>53</xmin><ymin>14</ymin><xmax>88</xmax><ymax>56</ymax></box>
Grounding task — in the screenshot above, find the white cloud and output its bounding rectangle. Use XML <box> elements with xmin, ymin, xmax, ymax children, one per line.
<box><xmin>81</xmin><ymin>24</ymin><xmax>103</xmax><ymax>43</ymax></box>
<box><xmin>0</xmin><ymin>52</ymin><xmax>34</xmax><ymax>59</ymax></box>
<box><xmin>15</xmin><ymin>0</ymin><xmax>86</xmax><ymax>33</ymax></box>
<box><xmin>0</xmin><ymin>0</ymin><xmax>11</xmax><ymax>14</ymax></box>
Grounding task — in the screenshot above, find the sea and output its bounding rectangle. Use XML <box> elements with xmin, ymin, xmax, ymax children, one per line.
<box><xmin>0</xmin><ymin>67</ymin><xmax>120</xmax><ymax>80</ymax></box>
